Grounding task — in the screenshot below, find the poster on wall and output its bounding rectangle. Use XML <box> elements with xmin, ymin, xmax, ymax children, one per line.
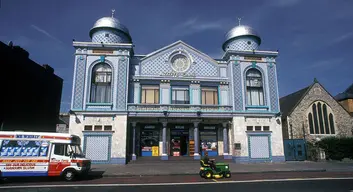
<box><xmin>152</xmin><ymin>146</ymin><xmax>159</xmax><ymax>156</ymax></box>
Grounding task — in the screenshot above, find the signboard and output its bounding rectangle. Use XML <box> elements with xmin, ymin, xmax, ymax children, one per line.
<box><xmin>144</xmin><ymin>125</ymin><xmax>156</xmax><ymax>129</ymax></box>
<box><xmin>92</xmin><ymin>49</ymin><xmax>114</xmax><ymax>54</ymax></box>
<box><xmin>152</xmin><ymin>146</ymin><xmax>159</xmax><ymax>156</ymax></box>
<box><xmin>244</xmin><ymin>56</ymin><xmax>262</xmax><ymax>61</ymax></box>
<box><xmin>160</xmin><ymin>72</ymin><xmax>196</xmax><ymax>78</ymax></box>
<box><xmin>204</xmin><ymin>126</ymin><xmax>216</xmax><ymax>130</ymax></box>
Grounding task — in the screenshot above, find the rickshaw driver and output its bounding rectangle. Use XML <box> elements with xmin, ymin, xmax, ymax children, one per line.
<box><xmin>202</xmin><ymin>151</ymin><xmax>216</xmax><ymax>170</ymax></box>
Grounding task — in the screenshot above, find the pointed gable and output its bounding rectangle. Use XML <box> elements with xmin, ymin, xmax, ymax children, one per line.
<box><xmin>139</xmin><ymin>41</ymin><xmax>220</xmax><ymax>77</ymax></box>
<box><xmin>280</xmin><ymin>85</ymin><xmax>311</xmax><ymax>118</ymax></box>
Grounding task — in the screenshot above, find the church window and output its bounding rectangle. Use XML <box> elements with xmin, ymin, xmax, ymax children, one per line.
<box><xmin>308</xmin><ymin>101</ymin><xmax>335</xmax><ymax>135</ymax></box>
<box><xmin>246</xmin><ymin>68</ymin><xmax>264</xmax><ymax>106</ymax></box>
<box><xmin>90</xmin><ymin>63</ymin><xmax>112</xmax><ymax>103</ymax></box>
<box><xmin>247</xmin><ymin>41</ymin><xmax>251</xmax><ymax>45</ymax></box>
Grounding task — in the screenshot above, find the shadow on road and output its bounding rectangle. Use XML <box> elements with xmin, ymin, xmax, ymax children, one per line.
<box><xmin>0</xmin><ymin>171</ymin><xmax>105</xmax><ymax>185</ymax></box>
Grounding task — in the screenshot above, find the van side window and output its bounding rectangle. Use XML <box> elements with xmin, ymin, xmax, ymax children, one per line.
<box><xmin>1</xmin><ymin>140</ymin><xmax>47</xmax><ymax>157</ymax></box>
<box><xmin>54</xmin><ymin>144</ymin><xmax>70</xmax><ymax>156</ymax></box>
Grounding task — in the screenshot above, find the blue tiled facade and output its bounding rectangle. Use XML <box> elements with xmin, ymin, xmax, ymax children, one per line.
<box><xmin>69</xmin><ymin>14</ymin><xmax>285</xmax><ymax>164</ymax></box>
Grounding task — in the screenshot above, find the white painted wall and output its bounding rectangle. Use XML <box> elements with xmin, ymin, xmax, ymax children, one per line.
<box><xmin>231</xmin><ymin>116</ymin><xmax>285</xmax><ymax>158</ymax></box>
<box><xmin>69</xmin><ymin>114</ymin><xmax>128</xmax><ymax>159</ymax></box>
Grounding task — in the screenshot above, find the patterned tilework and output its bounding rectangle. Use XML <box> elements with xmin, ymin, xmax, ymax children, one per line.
<box><xmin>249</xmin><ymin>135</ymin><xmax>270</xmax><ymax>159</ymax></box>
<box><xmin>116</xmin><ymin>57</ymin><xmax>128</xmax><ymax>110</ymax></box>
<box><xmin>73</xmin><ymin>56</ymin><xmax>87</xmax><ymax>109</ymax></box>
<box><xmin>92</xmin><ymin>29</ymin><xmax>130</xmax><ymax>43</ymax></box>
<box><xmin>83</xmin><ymin>134</ymin><xmax>112</xmax><ymax>163</ymax></box>
<box><xmin>225</xmin><ymin>37</ymin><xmax>259</xmax><ymax>51</ymax></box>
<box><xmin>267</xmin><ymin>64</ymin><xmax>279</xmax><ymax>112</ymax></box>
<box><xmin>232</xmin><ymin>61</ymin><xmax>243</xmax><ymax>110</ymax></box>
<box><xmin>140</xmin><ymin>45</ymin><xmax>218</xmax><ymax>77</ymax></box>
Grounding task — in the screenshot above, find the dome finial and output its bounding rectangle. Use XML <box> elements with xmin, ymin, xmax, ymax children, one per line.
<box><xmin>111</xmin><ymin>9</ymin><xmax>115</xmax><ymax>18</ymax></box>
<box><xmin>238</xmin><ymin>17</ymin><xmax>242</xmax><ymax>26</ymax></box>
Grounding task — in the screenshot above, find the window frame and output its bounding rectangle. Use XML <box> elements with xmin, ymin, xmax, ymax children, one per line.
<box><xmin>141</xmin><ymin>85</ymin><xmax>160</xmax><ymax>104</ymax></box>
<box><xmin>171</xmin><ymin>87</ymin><xmax>190</xmax><ymax>104</ymax></box>
<box><xmin>245</xmin><ymin>68</ymin><xmax>265</xmax><ymax>106</ymax></box>
<box><xmin>90</xmin><ymin>63</ymin><xmax>113</xmax><ymax>103</ymax></box>
<box><xmin>201</xmin><ymin>87</ymin><xmax>219</xmax><ymax>105</ymax></box>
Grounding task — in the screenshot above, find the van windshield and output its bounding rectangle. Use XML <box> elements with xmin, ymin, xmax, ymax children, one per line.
<box><xmin>70</xmin><ymin>145</ymin><xmax>84</xmax><ymax>158</ymax></box>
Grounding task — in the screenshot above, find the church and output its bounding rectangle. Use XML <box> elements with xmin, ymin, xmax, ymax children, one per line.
<box><xmin>69</xmin><ymin>11</ymin><xmax>285</xmax><ymax>164</ymax></box>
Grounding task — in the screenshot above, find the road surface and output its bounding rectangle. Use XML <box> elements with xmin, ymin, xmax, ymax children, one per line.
<box><xmin>0</xmin><ymin>171</ymin><xmax>353</xmax><ymax>192</ymax></box>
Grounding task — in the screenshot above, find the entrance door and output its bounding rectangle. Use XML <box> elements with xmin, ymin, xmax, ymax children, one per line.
<box><xmin>283</xmin><ymin>139</ymin><xmax>306</xmax><ymax>161</ymax></box>
<box><xmin>170</xmin><ymin>125</ymin><xmax>189</xmax><ymax>156</ymax></box>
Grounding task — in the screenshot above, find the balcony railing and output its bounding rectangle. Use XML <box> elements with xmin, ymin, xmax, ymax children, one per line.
<box><xmin>127</xmin><ymin>104</ymin><xmax>233</xmax><ymax>112</ymax></box>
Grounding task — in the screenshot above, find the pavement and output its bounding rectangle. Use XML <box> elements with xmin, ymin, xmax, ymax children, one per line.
<box><xmin>89</xmin><ymin>161</ymin><xmax>353</xmax><ymax>177</ymax></box>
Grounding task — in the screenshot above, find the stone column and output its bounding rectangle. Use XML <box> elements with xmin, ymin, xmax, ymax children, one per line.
<box><xmin>193</xmin><ymin>122</ymin><xmax>200</xmax><ymax>159</ymax></box>
<box><xmin>161</xmin><ymin>122</ymin><xmax>168</xmax><ymax>160</ymax></box>
<box><xmin>131</xmin><ymin>122</ymin><xmax>137</xmax><ymax>160</ymax></box>
<box><xmin>222</xmin><ymin>122</ymin><xmax>231</xmax><ymax>159</ymax></box>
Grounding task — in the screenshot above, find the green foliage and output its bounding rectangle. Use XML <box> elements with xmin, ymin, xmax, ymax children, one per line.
<box><xmin>317</xmin><ymin>137</ymin><xmax>353</xmax><ymax>161</ymax></box>
<box><xmin>306</xmin><ymin>141</ymin><xmax>319</xmax><ymax>161</ymax></box>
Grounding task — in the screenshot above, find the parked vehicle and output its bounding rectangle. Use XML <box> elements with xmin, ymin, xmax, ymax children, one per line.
<box><xmin>0</xmin><ymin>131</ymin><xmax>91</xmax><ymax>181</ymax></box>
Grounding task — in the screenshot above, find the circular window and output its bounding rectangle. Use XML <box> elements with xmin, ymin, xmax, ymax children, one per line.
<box><xmin>247</xmin><ymin>41</ymin><xmax>252</xmax><ymax>45</ymax></box>
<box><xmin>171</xmin><ymin>54</ymin><xmax>191</xmax><ymax>73</ymax></box>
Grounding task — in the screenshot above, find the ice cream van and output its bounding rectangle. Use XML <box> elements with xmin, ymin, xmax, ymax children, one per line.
<box><xmin>0</xmin><ymin>131</ymin><xmax>91</xmax><ymax>181</ymax></box>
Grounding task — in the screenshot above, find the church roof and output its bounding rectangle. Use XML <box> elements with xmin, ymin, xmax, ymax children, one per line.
<box><xmin>335</xmin><ymin>83</ymin><xmax>353</xmax><ymax>101</ymax></box>
<box><xmin>279</xmin><ymin>85</ymin><xmax>312</xmax><ymax>118</ymax></box>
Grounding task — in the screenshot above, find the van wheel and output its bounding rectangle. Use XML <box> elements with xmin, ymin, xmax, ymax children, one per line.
<box><xmin>63</xmin><ymin>170</ymin><xmax>76</xmax><ymax>181</ymax></box>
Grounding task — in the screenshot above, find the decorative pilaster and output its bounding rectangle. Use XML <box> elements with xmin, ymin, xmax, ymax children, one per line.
<box><xmin>222</xmin><ymin>122</ymin><xmax>231</xmax><ymax>159</ymax></box>
<box><xmin>160</xmin><ymin>80</ymin><xmax>171</xmax><ymax>104</ymax></box>
<box><xmin>133</xmin><ymin>79</ymin><xmax>140</xmax><ymax>104</ymax></box>
<box><xmin>190</xmin><ymin>81</ymin><xmax>200</xmax><ymax>105</ymax></box>
<box><xmin>193</xmin><ymin>121</ymin><xmax>200</xmax><ymax>159</ymax></box>
<box><xmin>131</xmin><ymin>122</ymin><xmax>137</xmax><ymax>160</ymax></box>
<box><xmin>161</xmin><ymin>121</ymin><xmax>168</xmax><ymax>160</ymax></box>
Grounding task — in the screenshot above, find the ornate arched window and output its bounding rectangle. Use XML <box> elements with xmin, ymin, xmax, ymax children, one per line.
<box><xmin>90</xmin><ymin>63</ymin><xmax>112</xmax><ymax>103</ymax></box>
<box><xmin>246</xmin><ymin>68</ymin><xmax>264</xmax><ymax>106</ymax></box>
<box><xmin>307</xmin><ymin>101</ymin><xmax>335</xmax><ymax>134</ymax></box>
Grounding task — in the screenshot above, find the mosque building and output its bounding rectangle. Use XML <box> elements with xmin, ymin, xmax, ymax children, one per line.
<box><xmin>69</xmin><ymin>11</ymin><xmax>285</xmax><ymax>164</ymax></box>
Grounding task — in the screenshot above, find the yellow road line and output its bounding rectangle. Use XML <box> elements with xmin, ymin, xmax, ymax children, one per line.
<box><xmin>212</xmin><ymin>179</ymin><xmax>218</xmax><ymax>182</ymax></box>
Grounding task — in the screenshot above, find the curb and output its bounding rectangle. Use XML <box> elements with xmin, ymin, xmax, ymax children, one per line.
<box><xmin>90</xmin><ymin>169</ymin><xmax>327</xmax><ymax>178</ymax></box>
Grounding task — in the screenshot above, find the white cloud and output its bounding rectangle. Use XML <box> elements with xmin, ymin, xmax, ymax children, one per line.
<box><xmin>269</xmin><ymin>0</ymin><xmax>302</xmax><ymax>7</ymax></box>
<box><xmin>30</xmin><ymin>24</ymin><xmax>64</xmax><ymax>44</ymax></box>
<box><xmin>305</xmin><ymin>58</ymin><xmax>344</xmax><ymax>70</ymax></box>
<box><xmin>171</xmin><ymin>17</ymin><xmax>230</xmax><ymax>38</ymax></box>
<box><xmin>331</xmin><ymin>32</ymin><xmax>353</xmax><ymax>44</ymax></box>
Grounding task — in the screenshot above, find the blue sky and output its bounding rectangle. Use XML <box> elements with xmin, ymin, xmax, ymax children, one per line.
<box><xmin>1</xmin><ymin>0</ymin><xmax>352</xmax><ymax>112</ymax></box>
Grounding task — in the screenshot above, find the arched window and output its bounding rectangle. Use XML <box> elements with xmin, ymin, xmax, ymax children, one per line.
<box><xmin>246</xmin><ymin>68</ymin><xmax>264</xmax><ymax>106</ymax></box>
<box><xmin>307</xmin><ymin>101</ymin><xmax>335</xmax><ymax>135</ymax></box>
<box><xmin>90</xmin><ymin>63</ymin><xmax>112</xmax><ymax>103</ymax></box>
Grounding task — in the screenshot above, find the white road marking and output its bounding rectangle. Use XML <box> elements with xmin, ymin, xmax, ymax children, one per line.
<box><xmin>0</xmin><ymin>177</ymin><xmax>353</xmax><ymax>189</ymax></box>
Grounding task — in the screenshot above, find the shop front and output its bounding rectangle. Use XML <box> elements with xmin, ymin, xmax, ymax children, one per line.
<box><xmin>200</xmin><ymin>124</ymin><xmax>218</xmax><ymax>156</ymax></box>
<box><xmin>169</xmin><ymin>124</ymin><xmax>190</xmax><ymax>156</ymax></box>
<box><xmin>140</xmin><ymin>124</ymin><xmax>160</xmax><ymax>156</ymax></box>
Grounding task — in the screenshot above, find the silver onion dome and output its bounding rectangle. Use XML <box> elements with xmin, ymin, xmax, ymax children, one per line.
<box><xmin>89</xmin><ymin>16</ymin><xmax>131</xmax><ymax>40</ymax></box>
<box><xmin>222</xmin><ymin>25</ymin><xmax>261</xmax><ymax>50</ymax></box>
